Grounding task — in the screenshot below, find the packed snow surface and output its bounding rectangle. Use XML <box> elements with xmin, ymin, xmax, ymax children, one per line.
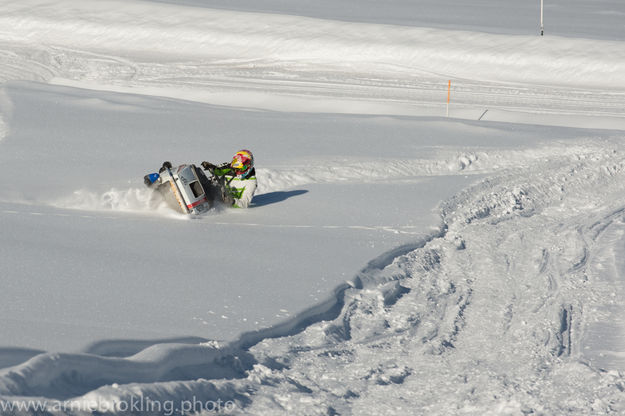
<box><xmin>1</xmin><ymin>0</ymin><xmax>625</xmax><ymax>414</ymax></box>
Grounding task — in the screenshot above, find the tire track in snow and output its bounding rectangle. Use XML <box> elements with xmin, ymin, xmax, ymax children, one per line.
<box><xmin>579</xmin><ymin>209</ymin><xmax>625</xmax><ymax>370</ymax></box>
<box><xmin>235</xmin><ymin>139</ymin><xmax>625</xmax><ymax>414</ymax></box>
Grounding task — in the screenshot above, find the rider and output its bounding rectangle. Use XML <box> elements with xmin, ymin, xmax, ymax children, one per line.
<box><xmin>202</xmin><ymin>149</ymin><xmax>257</xmax><ymax>208</ymax></box>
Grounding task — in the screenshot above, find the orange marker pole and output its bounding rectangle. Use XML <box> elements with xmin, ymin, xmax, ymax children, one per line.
<box><xmin>446</xmin><ymin>80</ymin><xmax>451</xmax><ymax>117</ymax></box>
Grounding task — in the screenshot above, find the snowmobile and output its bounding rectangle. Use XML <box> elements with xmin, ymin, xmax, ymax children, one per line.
<box><xmin>144</xmin><ymin>161</ymin><xmax>225</xmax><ymax>215</ymax></box>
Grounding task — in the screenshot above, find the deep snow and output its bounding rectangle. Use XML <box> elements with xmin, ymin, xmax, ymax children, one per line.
<box><xmin>0</xmin><ymin>81</ymin><xmax>486</xmax><ymax>354</ymax></box>
<box><xmin>1</xmin><ymin>0</ymin><xmax>625</xmax><ymax>414</ymax></box>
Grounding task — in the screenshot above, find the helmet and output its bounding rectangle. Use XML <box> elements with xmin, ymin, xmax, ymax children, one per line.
<box><xmin>231</xmin><ymin>149</ymin><xmax>254</xmax><ymax>177</ymax></box>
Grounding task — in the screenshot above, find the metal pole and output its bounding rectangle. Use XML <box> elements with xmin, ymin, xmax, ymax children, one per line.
<box><xmin>540</xmin><ymin>0</ymin><xmax>544</xmax><ymax>36</ymax></box>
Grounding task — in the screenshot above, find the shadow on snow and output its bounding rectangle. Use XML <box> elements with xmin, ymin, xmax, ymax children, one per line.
<box><xmin>251</xmin><ymin>190</ymin><xmax>308</xmax><ymax>207</ymax></box>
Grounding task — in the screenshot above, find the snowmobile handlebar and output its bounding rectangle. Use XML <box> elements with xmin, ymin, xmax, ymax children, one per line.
<box><xmin>201</xmin><ymin>161</ymin><xmax>216</xmax><ymax>170</ymax></box>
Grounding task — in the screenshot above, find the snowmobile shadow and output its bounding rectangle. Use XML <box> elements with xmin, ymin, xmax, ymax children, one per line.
<box><xmin>251</xmin><ymin>190</ymin><xmax>308</xmax><ymax>207</ymax></box>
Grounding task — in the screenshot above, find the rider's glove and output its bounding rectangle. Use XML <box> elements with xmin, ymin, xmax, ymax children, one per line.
<box><xmin>201</xmin><ymin>161</ymin><xmax>216</xmax><ymax>171</ymax></box>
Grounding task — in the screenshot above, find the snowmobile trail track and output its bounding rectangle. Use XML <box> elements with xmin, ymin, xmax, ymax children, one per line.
<box><xmin>4</xmin><ymin>138</ymin><xmax>625</xmax><ymax>414</ymax></box>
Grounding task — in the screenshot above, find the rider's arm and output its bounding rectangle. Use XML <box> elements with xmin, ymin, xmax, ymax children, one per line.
<box><xmin>213</xmin><ymin>165</ymin><xmax>234</xmax><ymax>177</ymax></box>
<box><xmin>201</xmin><ymin>161</ymin><xmax>233</xmax><ymax>177</ymax></box>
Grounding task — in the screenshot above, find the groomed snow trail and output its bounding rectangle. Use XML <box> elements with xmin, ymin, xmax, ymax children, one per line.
<box><xmin>2</xmin><ymin>137</ymin><xmax>625</xmax><ymax>414</ymax></box>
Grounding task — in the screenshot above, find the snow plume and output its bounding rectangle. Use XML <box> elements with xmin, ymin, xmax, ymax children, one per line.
<box><xmin>52</xmin><ymin>187</ymin><xmax>174</xmax><ymax>216</ymax></box>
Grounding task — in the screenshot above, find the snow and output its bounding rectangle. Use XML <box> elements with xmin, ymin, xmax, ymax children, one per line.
<box><xmin>3</xmin><ymin>0</ymin><xmax>625</xmax><ymax>129</ymax></box>
<box><xmin>1</xmin><ymin>0</ymin><xmax>625</xmax><ymax>414</ymax></box>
